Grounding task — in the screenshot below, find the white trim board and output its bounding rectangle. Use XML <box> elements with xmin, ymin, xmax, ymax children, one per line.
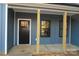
<box><xmin>5</xmin><ymin>4</ymin><xmax>8</xmax><ymax>55</ymax></box>
<box><xmin>17</xmin><ymin>18</ymin><xmax>31</xmax><ymax>45</ymax></box>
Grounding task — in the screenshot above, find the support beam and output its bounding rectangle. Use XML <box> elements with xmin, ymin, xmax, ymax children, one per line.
<box><xmin>36</xmin><ymin>9</ymin><xmax>40</xmax><ymax>53</ymax></box>
<box><xmin>63</xmin><ymin>11</ymin><xmax>67</xmax><ymax>51</ymax></box>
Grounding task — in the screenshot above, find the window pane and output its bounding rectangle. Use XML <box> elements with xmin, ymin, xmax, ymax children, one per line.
<box><xmin>40</xmin><ymin>20</ymin><xmax>50</xmax><ymax>37</ymax></box>
<box><xmin>21</xmin><ymin>21</ymin><xmax>28</xmax><ymax>28</ymax></box>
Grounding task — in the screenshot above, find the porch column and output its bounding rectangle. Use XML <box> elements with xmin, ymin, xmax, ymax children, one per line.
<box><xmin>63</xmin><ymin>11</ymin><xmax>67</xmax><ymax>51</ymax></box>
<box><xmin>36</xmin><ymin>9</ymin><xmax>40</xmax><ymax>53</ymax></box>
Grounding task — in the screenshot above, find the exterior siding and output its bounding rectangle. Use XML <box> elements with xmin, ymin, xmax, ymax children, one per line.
<box><xmin>40</xmin><ymin>14</ymin><xmax>60</xmax><ymax>44</ymax></box>
<box><xmin>0</xmin><ymin>4</ymin><xmax>2</xmax><ymax>52</ymax></box>
<box><xmin>0</xmin><ymin>4</ymin><xmax>7</xmax><ymax>54</ymax></box>
<box><xmin>67</xmin><ymin>16</ymin><xmax>70</xmax><ymax>44</ymax></box>
<box><xmin>15</xmin><ymin>12</ymin><xmax>70</xmax><ymax>45</ymax></box>
<box><xmin>71</xmin><ymin>15</ymin><xmax>79</xmax><ymax>46</ymax></box>
<box><xmin>7</xmin><ymin>8</ymin><xmax>14</xmax><ymax>52</ymax></box>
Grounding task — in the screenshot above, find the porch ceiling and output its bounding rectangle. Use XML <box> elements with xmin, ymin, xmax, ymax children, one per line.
<box><xmin>8</xmin><ymin>3</ymin><xmax>79</xmax><ymax>16</ymax></box>
<box><xmin>10</xmin><ymin>8</ymin><xmax>77</xmax><ymax>16</ymax></box>
<box><xmin>13</xmin><ymin>8</ymin><xmax>64</xmax><ymax>15</ymax></box>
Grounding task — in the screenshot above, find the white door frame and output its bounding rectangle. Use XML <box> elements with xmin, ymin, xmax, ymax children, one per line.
<box><xmin>17</xmin><ymin>18</ymin><xmax>31</xmax><ymax>45</ymax></box>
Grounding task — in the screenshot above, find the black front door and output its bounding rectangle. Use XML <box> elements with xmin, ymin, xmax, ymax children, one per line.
<box><xmin>19</xmin><ymin>20</ymin><xmax>29</xmax><ymax>44</ymax></box>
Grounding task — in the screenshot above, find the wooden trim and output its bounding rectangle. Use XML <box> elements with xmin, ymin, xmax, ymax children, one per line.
<box><xmin>63</xmin><ymin>11</ymin><xmax>67</xmax><ymax>51</ymax></box>
<box><xmin>36</xmin><ymin>9</ymin><xmax>40</xmax><ymax>53</ymax></box>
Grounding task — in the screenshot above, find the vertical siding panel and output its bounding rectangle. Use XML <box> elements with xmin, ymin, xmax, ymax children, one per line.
<box><xmin>0</xmin><ymin>4</ymin><xmax>2</xmax><ymax>52</ymax></box>
<box><xmin>1</xmin><ymin>4</ymin><xmax>6</xmax><ymax>53</ymax></box>
<box><xmin>0</xmin><ymin>4</ymin><xmax>7</xmax><ymax>54</ymax></box>
<box><xmin>71</xmin><ymin>15</ymin><xmax>79</xmax><ymax>46</ymax></box>
<box><xmin>7</xmin><ymin>8</ymin><xmax>14</xmax><ymax>52</ymax></box>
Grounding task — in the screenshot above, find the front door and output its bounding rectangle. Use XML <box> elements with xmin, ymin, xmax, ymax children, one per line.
<box><xmin>19</xmin><ymin>20</ymin><xmax>30</xmax><ymax>44</ymax></box>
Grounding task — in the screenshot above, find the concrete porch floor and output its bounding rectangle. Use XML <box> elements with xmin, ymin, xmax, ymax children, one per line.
<box><xmin>7</xmin><ymin>44</ymin><xmax>79</xmax><ymax>56</ymax></box>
